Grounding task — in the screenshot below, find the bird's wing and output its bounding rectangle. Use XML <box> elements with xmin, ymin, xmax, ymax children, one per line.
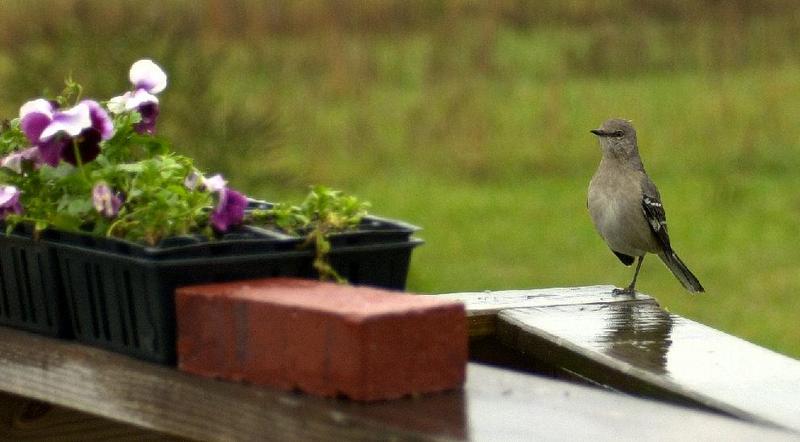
<box><xmin>640</xmin><ymin>179</ymin><xmax>672</xmax><ymax>252</ymax></box>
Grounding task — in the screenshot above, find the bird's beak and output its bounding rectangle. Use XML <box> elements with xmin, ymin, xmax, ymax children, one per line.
<box><xmin>590</xmin><ymin>128</ymin><xmax>606</xmax><ymax>136</ymax></box>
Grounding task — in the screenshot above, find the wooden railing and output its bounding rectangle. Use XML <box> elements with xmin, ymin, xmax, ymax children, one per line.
<box><xmin>438</xmin><ymin>285</ymin><xmax>800</xmax><ymax>433</ymax></box>
<box><xmin>0</xmin><ymin>286</ymin><xmax>797</xmax><ymax>440</ymax></box>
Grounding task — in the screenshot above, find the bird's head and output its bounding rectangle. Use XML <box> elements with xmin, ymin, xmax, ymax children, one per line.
<box><xmin>590</xmin><ymin>119</ymin><xmax>639</xmax><ymax>159</ymax></box>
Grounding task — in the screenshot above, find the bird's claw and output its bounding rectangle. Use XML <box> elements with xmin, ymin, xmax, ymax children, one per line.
<box><xmin>612</xmin><ymin>287</ymin><xmax>636</xmax><ymax>296</ymax></box>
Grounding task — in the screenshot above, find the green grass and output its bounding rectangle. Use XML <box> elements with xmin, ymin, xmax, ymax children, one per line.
<box><xmin>1</xmin><ymin>1</ymin><xmax>799</xmax><ymax>358</ymax></box>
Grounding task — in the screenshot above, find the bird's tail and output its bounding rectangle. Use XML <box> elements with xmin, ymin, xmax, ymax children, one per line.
<box><xmin>658</xmin><ymin>250</ymin><xmax>705</xmax><ymax>293</ymax></box>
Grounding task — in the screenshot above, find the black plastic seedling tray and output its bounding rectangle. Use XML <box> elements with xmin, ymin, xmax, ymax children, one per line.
<box><xmin>0</xmin><ymin>210</ymin><xmax>421</xmax><ymax>364</ymax></box>
<box><xmin>245</xmin><ymin>199</ymin><xmax>420</xmax><ymax>247</ymax></box>
<box><xmin>0</xmin><ymin>227</ymin><xmax>70</xmax><ymax>337</ymax></box>
<box><xmin>47</xmin><ymin>215</ymin><xmax>422</xmax><ymax>364</ymax></box>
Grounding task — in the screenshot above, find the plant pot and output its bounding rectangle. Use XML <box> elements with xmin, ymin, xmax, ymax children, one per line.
<box><xmin>48</xmin><ymin>216</ymin><xmax>422</xmax><ymax>364</ymax></box>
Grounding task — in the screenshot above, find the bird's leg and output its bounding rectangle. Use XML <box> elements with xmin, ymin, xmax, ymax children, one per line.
<box><xmin>613</xmin><ymin>255</ymin><xmax>644</xmax><ymax>296</ymax></box>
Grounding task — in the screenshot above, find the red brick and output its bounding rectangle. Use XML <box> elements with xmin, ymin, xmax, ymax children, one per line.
<box><xmin>175</xmin><ymin>278</ymin><xmax>467</xmax><ymax>401</ymax></box>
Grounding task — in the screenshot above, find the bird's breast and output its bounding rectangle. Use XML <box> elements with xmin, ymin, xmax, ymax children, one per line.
<box><xmin>587</xmin><ymin>165</ymin><xmax>658</xmax><ymax>256</ymax></box>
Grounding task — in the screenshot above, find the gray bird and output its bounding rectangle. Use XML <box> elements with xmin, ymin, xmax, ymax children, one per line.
<box><xmin>588</xmin><ymin>118</ymin><xmax>704</xmax><ymax>295</ymax></box>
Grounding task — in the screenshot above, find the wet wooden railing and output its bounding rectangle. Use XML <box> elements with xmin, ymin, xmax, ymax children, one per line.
<box><xmin>438</xmin><ymin>285</ymin><xmax>800</xmax><ymax>434</ymax></box>
<box><xmin>0</xmin><ymin>286</ymin><xmax>797</xmax><ymax>440</ymax></box>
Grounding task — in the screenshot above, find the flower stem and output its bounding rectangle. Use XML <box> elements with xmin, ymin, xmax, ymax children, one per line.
<box><xmin>72</xmin><ymin>140</ymin><xmax>89</xmax><ymax>183</ymax></box>
<box><xmin>73</xmin><ymin>83</ymin><xmax>83</xmax><ymax>105</ymax></box>
<box><xmin>107</xmin><ymin>217</ymin><xmax>125</xmax><ymax>237</ymax></box>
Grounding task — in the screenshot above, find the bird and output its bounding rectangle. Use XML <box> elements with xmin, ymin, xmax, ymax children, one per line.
<box><xmin>587</xmin><ymin>118</ymin><xmax>704</xmax><ymax>295</ymax></box>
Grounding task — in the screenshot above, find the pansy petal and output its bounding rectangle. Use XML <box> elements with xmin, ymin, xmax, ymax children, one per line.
<box><xmin>0</xmin><ymin>186</ymin><xmax>23</xmax><ymax>218</ymax></box>
<box><xmin>20</xmin><ymin>97</ymin><xmax>57</xmax><ymax>143</ymax></box>
<box><xmin>19</xmin><ymin>98</ymin><xmax>55</xmax><ymax>119</ymax></box>
<box><xmin>0</xmin><ymin>185</ymin><xmax>20</xmax><ymax>206</ymax></box>
<box><xmin>107</xmin><ymin>92</ymin><xmax>131</xmax><ymax>114</ymax></box>
<box><xmin>124</xmin><ymin>89</ymin><xmax>159</xmax><ymax>110</ymax></box>
<box><xmin>129</xmin><ymin>59</ymin><xmax>167</xmax><ymax>94</ymax></box>
<box><xmin>1</xmin><ymin>152</ymin><xmax>23</xmax><ymax>173</ymax></box>
<box><xmin>6</xmin><ymin>146</ymin><xmax>44</xmax><ymax>172</ymax></box>
<box><xmin>21</xmin><ymin>146</ymin><xmax>40</xmax><ymax>161</ymax></box>
<box><xmin>81</xmin><ymin>100</ymin><xmax>114</xmax><ymax>140</ymax></box>
<box><xmin>40</xmin><ymin>103</ymin><xmax>92</xmax><ymax>140</ymax></box>
<box><xmin>134</xmin><ymin>102</ymin><xmax>159</xmax><ymax>134</ymax></box>
<box><xmin>203</xmin><ymin>174</ymin><xmax>227</xmax><ymax>192</ymax></box>
<box><xmin>20</xmin><ymin>110</ymin><xmax>53</xmax><ymax>143</ymax></box>
<box><xmin>184</xmin><ymin>171</ymin><xmax>201</xmax><ymax>190</ymax></box>
<box><xmin>210</xmin><ymin>188</ymin><xmax>247</xmax><ymax>232</ymax></box>
<box><xmin>37</xmin><ymin>138</ymin><xmax>68</xmax><ymax>167</ymax></box>
<box><xmin>61</xmin><ymin>128</ymin><xmax>101</xmax><ymax>165</ymax></box>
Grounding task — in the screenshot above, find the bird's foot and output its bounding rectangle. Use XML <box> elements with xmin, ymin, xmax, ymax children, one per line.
<box><xmin>612</xmin><ymin>287</ymin><xmax>636</xmax><ymax>297</ymax></box>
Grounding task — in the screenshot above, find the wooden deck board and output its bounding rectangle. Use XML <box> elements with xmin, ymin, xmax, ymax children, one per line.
<box><xmin>0</xmin><ymin>325</ymin><xmax>792</xmax><ymax>441</ymax></box>
<box><xmin>0</xmin><ymin>390</ymin><xmax>183</xmax><ymax>441</ymax></box>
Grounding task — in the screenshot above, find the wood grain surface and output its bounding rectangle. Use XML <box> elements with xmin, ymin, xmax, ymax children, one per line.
<box><xmin>0</xmin><ymin>391</ymin><xmax>183</xmax><ymax>441</ymax></box>
<box><xmin>0</xmin><ymin>323</ymin><xmax>794</xmax><ymax>441</ymax></box>
<box><xmin>497</xmin><ymin>295</ymin><xmax>800</xmax><ymax>433</ymax></box>
<box><xmin>432</xmin><ymin>285</ymin><xmax>652</xmax><ymax>336</ymax></box>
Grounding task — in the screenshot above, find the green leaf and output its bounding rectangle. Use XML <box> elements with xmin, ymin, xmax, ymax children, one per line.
<box><xmin>66</xmin><ymin>198</ymin><xmax>93</xmax><ymax>216</ymax></box>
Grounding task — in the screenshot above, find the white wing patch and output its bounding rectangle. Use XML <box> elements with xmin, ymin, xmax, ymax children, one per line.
<box><xmin>643</xmin><ymin>196</ymin><xmax>666</xmax><ymax>231</ymax></box>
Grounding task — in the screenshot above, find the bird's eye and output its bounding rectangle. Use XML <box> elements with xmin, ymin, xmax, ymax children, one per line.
<box><xmin>613</xmin><ymin>130</ymin><xmax>624</xmax><ymax>137</ymax></box>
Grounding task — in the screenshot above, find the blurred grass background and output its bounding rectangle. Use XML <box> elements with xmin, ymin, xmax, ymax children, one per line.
<box><xmin>1</xmin><ymin>0</ymin><xmax>799</xmax><ymax>357</ymax></box>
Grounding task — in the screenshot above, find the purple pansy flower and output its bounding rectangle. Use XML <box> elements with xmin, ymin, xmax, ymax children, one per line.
<box><xmin>92</xmin><ymin>182</ymin><xmax>123</xmax><ymax>218</ymax></box>
<box><xmin>1</xmin><ymin>146</ymin><xmax>41</xmax><ymax>173</ymax></box>
<box><xmin>19</xmin><ymin>99</ymin><xmax>114</xmax><ymax>167</ymax></box>
<box><xmin>183</xmin><ymin>172</ymin><xmax>245</xmax><ymax>232</ymax></box>
<box><xmin>0</xmin><ymin>185</ymin><xmax>22</xmax><ymax>219</ymax></box>
<box><xmin>210</xmin><ymin>187</ymin><xmax>247</xmax><ymax>232</ymax></box>
<box><xmin>108</xmin><ymin>59</ymin><xmax>167</xmax><ymax>134</ymax></box>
